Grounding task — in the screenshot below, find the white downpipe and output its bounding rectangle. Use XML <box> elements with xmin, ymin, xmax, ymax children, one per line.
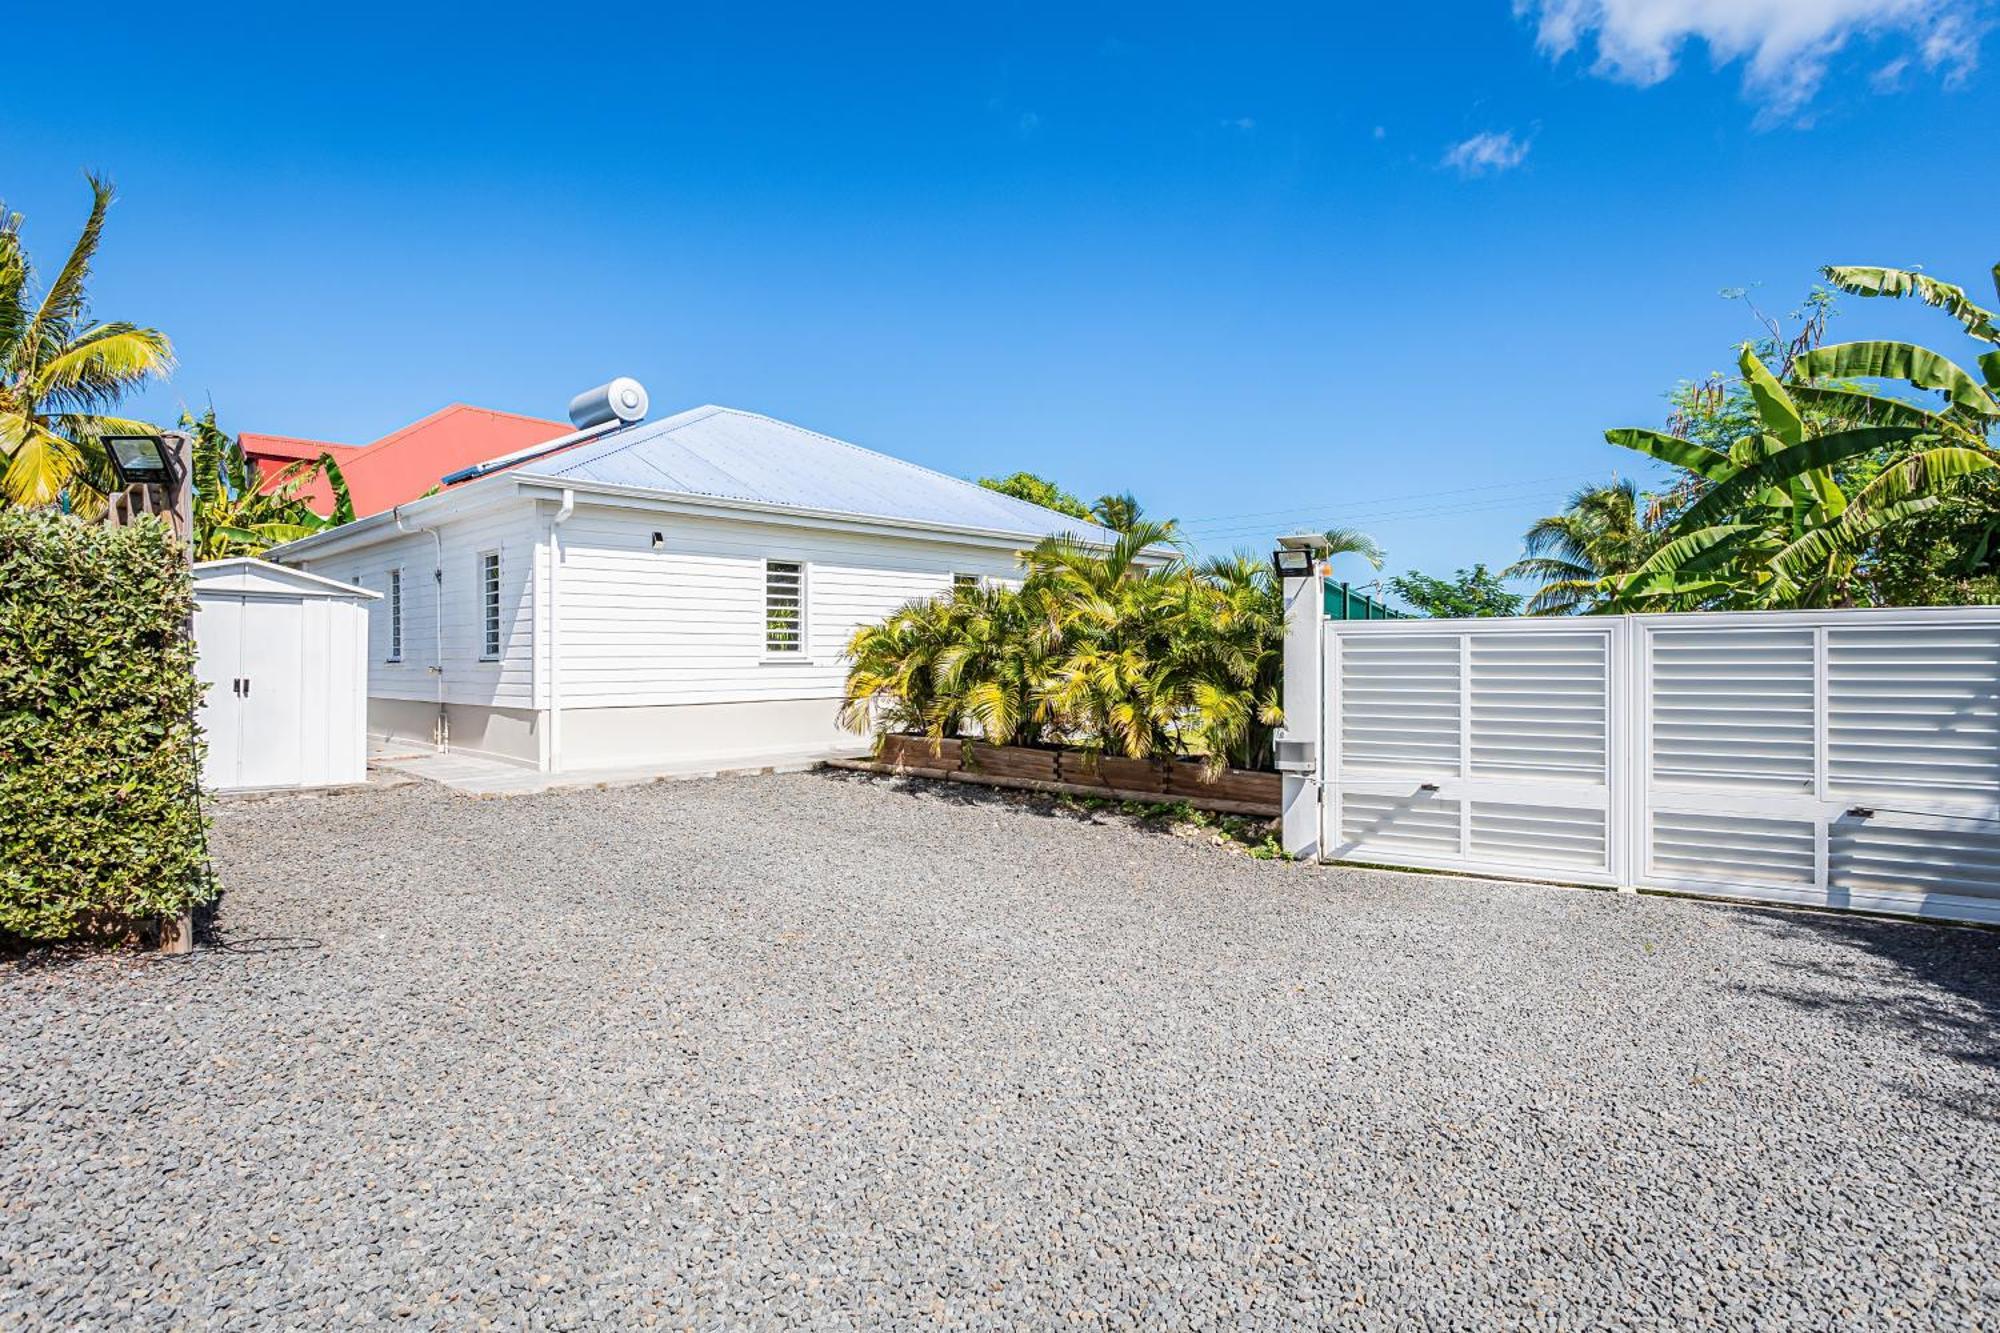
<box><xmin>547</xmin><ymin>489</ymin><xmax>576</xmax><ymax>773</ymax></box>
<box><xmin>394</xmin><ymin>506</ymin><xmax>448</xmax><ymax>750</ymax></box>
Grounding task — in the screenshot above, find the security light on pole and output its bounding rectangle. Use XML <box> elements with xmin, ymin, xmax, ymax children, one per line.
<box><xmin>102</xmin><ymin>433</ymin><xmax>177</xmax><ymax>487</ymax></box>
<box><xmin>1272</xmin><ymin>532</ymin><xmax>1330</xmax><ymax>579</ymax></box>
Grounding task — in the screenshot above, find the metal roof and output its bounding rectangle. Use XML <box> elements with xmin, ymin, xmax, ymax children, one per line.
<box><xmin>513</xmin><ymin>405</ymin><xmax>1121</xmax><ymax>544</ymax></box>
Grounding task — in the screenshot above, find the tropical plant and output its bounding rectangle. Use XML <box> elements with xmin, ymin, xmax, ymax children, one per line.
<box><xmin>0</xmin><ymin>175</ymin><xmax>174</xmax><ymax>510</ymax></box>
<box><xmin>1601</xmin><ymin>341</ymin><xmax>1996</xmax><ymax>609</ymax></box>
<box><xmin>1318</xmin><ymin>525</ymin><xmax>1385</xmax><ymax>571</ymax></box>
<box><xmin>977</xmin><ymin>471</ymin><xmax>1092</xmax><ymax>521</ymax></box>
<box><xmin>1389</xmin><ymin>564</ymin><xmax>1522</xmax><ymax>618</ymax></box>
<box><xmin>1505</xmin><ymin>480</ymin><xmax>1664</xmax><ymax>614</ymax></box>
<box><xmin>188</xmin><ymin>410</ymin><xmax>355</xmax><ymax>559</ymax></box>
<box><xmin>840</xmin><ymin>523</ymin><xmax>1286</xmax><ymax>773</ymax></box>
<box><xmin>1090</xmin><ymin>491</ymin><xmax>1152</xmax><ymax>532</ymax></box>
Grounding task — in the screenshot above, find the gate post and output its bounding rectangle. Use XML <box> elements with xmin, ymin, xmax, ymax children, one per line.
<box><xmin>1272</xmin><ymin>538</ymin><xmax>1327</xmax><ymax>860</ymax></box>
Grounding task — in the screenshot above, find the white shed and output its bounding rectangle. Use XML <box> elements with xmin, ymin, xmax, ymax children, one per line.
<box><xmin>193</xmin><ymin>558</ymin><xmax>379</xmax><ymax>792</ymax></box>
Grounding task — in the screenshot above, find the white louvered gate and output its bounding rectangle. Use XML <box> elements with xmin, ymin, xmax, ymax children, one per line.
<box><xmin>1314</xmin><ymin>607</ymin><xmax>2000</xmax><ymax>924</ymax></box>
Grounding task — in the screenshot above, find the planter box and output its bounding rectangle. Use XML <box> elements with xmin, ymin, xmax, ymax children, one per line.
<box><xmin>1059</xmin><ymin>751</ymin><xmax>1166</xmax><ymax>794</ymax></box>
<box><xmin>1164</xmin><ymin>763</ymin><xmax>1281</xmax><ymax>807</ymax></box>
<box><xmin>878</xmin><ymin>734</ymin><xmax>961</xmax><ymax>772</ymax></box>
<box><xmin>859</xmin><ymin>735</ymin><xmax>1279</xmax><ymax>817</ymax></box>
<box><xmin>962</xmin><ymin>741</ymin><xmax>1060</xmax><ymax>783</ymax></box>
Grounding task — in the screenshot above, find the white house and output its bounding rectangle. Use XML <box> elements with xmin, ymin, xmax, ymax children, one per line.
<box><xmin>265</xmin><ymin>398</ymin><xmax>1120</xmax><ymax>773</ymax></box>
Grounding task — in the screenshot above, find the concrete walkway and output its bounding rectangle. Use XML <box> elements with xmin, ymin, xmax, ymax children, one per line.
<box><xmin>371</xmin><ymin>743</ymin><xmax>870</xmax><ymax>796</ymax></box>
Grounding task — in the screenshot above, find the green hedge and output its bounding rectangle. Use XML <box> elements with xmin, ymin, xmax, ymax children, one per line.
<box><xmin>0</xmin><ymin>510</ymin><xmax>212</xmax><ymax>942</ymax></box>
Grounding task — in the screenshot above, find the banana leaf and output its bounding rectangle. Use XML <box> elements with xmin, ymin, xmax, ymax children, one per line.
<box><xmin>1794</xmin><ymin>341</ymin><xmax>1999</xmax><ymax>416</ymax></box>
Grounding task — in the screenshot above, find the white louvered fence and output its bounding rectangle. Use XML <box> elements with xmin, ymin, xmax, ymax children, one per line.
<box><xmin>1295</xmin><ymin>607</ymin><xmax>2000</xmax><ymax>923</ymax></box>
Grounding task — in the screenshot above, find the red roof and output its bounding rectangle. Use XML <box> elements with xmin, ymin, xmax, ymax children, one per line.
<box><xmin>240</xmin><ymin>404</ymin><xmax>568</xmax><ymax>517</ymax></box>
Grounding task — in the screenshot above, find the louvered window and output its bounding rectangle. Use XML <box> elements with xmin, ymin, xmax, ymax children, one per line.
<box><xmin>1650</xmin><ymin>628</ymin><xmax>1814</xmax><ymax>792</ymax></box>
<box><xmin>479</xmin><ymin>552</ymin><xmax>501</xmax><ymax>660</ymax></box>
<box><xmin>387</xmin><ymin>569</ymin><xmax>403</xmax><ymax>662</ymax></box>
<box><xmin>1339</xmin><ymin>635</ymin><xmax>1460</xmax><ymax>778</ymax></box>
<box><xmin>765</xmin><ymin>560</ymin><xmax>804</xmax><ymax>654</ymax></box>
<box><xmin>1469</xmin><ymin>633</ymin><xmax>1606</xmax><ymax>782</ymax></box>
<box><xmin>1826</xmin><ymin>624</ymin><xmax>2000</xmax><ymax>802</ymax></box>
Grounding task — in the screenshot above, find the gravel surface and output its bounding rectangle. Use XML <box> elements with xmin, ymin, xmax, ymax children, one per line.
<box><xmin>3</xmin><ymin>770</ymin><xmax>1997</xmax><ymax>1330</ymax></box>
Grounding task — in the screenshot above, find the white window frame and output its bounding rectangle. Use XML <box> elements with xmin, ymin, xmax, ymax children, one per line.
<box><xmin>764</xmin><ymin>558</ymin><xmax>808</xmax><ymax>659</ymax></box>
<box><xmin>952</xmin><ymin>572</ymin><xmax>980</xmax><ymax>593</ymax></box>
<box><xmin>478</xmin><ymin>550</ymin><xmax>502</xmax><ymax>661</ymax></box>
<box><xmin>387</xmin><ymin>567</ymin><xmax>403</xmax><ymax>662</ymax></box>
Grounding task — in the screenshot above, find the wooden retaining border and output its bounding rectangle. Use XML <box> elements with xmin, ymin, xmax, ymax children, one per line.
<box><xmin>826</xmin><ymin>735</ymin><xmax>1281</xmax><ymax>818</ymax></box>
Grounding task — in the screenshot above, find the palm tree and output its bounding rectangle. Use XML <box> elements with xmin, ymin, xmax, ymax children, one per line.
<box><xmin>1505</xmin><ymin>480</ymin><xmax>1662</xmax><ymax>614</ymax></box>
<box><xmin>839</xmin><ymin>520</ymin><xmax>1288</xmax><ymax>773</ymax></box>
<box><xmin>1319</xmin><ymin>525</ymin><xmax>1384</xmax><ymax>571</ymax></box>
<box><xmin>0</xmin><ymin>176</ymin><xmax>173</xmax><ymax>509</ymax></box>
<box><xmin>188</xmin><ymin>410</ymin><xmax>356</xmax><ymax>560</ymax></box>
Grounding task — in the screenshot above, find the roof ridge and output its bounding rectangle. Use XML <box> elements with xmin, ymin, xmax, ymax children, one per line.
<box><xmin>240</xmin><ymin>431</ymin><xmax>358</xmax><ymax>451</ymax></box>
<box><xmin>360</xmin><ymin>403</ymin><xmax>566</xmax><ymax>457</ymax></box>
<box><xmin>698</xmin><ymin>405</ymin><xmax>1113</xmax><ymax>535</ymax></box>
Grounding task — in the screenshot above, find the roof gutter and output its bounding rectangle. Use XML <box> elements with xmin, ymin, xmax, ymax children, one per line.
<box><xmin>508</xmin><ymin>476</ymin><xmax>1142</xmax><ymax>556</ymax></box>
<box><xmin>438</xmin><ymin>420</ymin><xmax>626</xmax><ymax>487</ymax></box>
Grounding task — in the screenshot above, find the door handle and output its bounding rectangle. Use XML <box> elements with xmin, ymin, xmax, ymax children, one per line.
<box><xmin>1418</xmin><ymin>782</ymin><xmax>1440</xmax><ymax>792</ymax></box>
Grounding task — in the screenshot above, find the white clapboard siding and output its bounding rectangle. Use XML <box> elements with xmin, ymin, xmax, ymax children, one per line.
<box><xmin>554</xmin><ymin>508</ymin><xmax>1024</xmax><ymax>708</ymax></box>
<box><xmin>305</xmin><ymin>504</ymin><xmax>541</xmax><ymax>709</ymax></box>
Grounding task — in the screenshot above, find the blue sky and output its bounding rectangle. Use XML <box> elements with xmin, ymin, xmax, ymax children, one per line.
<box><xmin>7</xmin><ymin>2</ymin><xmax>1995</xmax><ymax>598</ymax></box>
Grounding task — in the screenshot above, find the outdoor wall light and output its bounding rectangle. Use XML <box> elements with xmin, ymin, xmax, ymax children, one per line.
<box><xmin>1272</xmin><ymin>532</ymin><xmax>1331</xmax><ymax>579</ymax></box>
<box><xmin>1271</xmin><ymin>547</ymin><xmax>1315</xmax><ymax>578</ymax></box>
<box><xmin>102</xmin><ymin>433</ymin><xmax>177</xmax><ymax>487</ymax></box>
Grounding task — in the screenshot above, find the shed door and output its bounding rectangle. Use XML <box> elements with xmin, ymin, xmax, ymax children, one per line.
<box><xmin>234</xmin><ymin>597</ymin><xmax>305</xmax><ymax>790</ymax></box>
<box><xmin>194</xmin><ymin>594</ymin><xmax>244</xmax><ymax>789</ymax></box>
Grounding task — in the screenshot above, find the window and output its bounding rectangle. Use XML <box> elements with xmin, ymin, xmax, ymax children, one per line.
<box><xmin>387</xmin><ymin>569</ymin><xmax>403</xmax><ymax>662</ymax></box>
<box><xmin>479</xmin><ymin>552</ymin><xmax>502</xmax><ymax>660</ymax></box>
<box><xmin>953</xmin><ymin>572</ymin><xmax>979</xmax><ymax>593</ymax></box>
<box><xmin>765</xmin><ymin>560</ymin><xmax>804</xmax><ymax>655</ymax></box>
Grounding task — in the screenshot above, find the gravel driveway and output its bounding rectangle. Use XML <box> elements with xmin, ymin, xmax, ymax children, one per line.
<box><xmin>4</xmin><ymin>771</ymin><xmax>1997</xmax><ymax>1330</ymax></box>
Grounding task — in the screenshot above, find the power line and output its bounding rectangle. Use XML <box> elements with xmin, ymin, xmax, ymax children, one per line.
<box><xmin>1173</xmin><ymin>470</ymin><xmax>1605</xmax><ymax>533</ymax></box>
<box><xmin>1182</xmin><ymin>491</ymin><xmax>1598</xmax><ymax>544</ymax></box>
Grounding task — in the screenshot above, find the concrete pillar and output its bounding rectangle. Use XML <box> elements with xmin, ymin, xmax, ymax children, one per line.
<box><xmin>1276</xmin><ymin>573</ymin><xmax>1323</xmax><ymax>860</ymax></box>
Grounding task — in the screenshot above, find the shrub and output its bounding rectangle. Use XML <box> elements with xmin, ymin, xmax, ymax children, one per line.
<box><xmin>0</xmin><ymin>510</ymin><xmax>212</xmax><ymax>942</ymax></box>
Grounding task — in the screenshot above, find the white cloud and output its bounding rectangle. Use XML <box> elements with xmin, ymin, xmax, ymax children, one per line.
<box><xmin>1517</xmin><ymin>0</ymin><xmax>1986</xmax><ymax>116</ymax></box>
<box><xmin>1221</xmin><ymin>116</ymin><xmax>1257</xmax><ymax>130</ymax></box>
<box><xmin>1442</xmin><ymin>129</ymin><xmax>1533</xmax><ymax>175</ymax></box>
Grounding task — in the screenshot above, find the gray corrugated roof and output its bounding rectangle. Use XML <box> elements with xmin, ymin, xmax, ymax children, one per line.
<box><xmin>513</xmin><ymin>405</ymin><xmax>1121</xmax><ymax>544</ymax></box>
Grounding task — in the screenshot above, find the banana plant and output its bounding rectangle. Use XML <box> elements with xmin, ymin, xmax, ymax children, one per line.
<box><xmin>188</xmin><ymin>410</ymin><xmax>355</xmax><ymax>560</ymax></box>
<box><xmin>1601</xmin><ymin>341</ymin><xmax>1996</xmax><ymax>610</ymax></box>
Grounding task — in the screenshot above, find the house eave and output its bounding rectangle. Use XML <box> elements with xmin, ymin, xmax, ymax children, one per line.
<box><xmin>512</xmin><ymin>475</ymin><xmax>1152</xmax><ymax>556</ymax></box>
<box><xmin>266</xmin><ymin>470</ymin><xmax>1167</xmax><ymax>564</ymax></box>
